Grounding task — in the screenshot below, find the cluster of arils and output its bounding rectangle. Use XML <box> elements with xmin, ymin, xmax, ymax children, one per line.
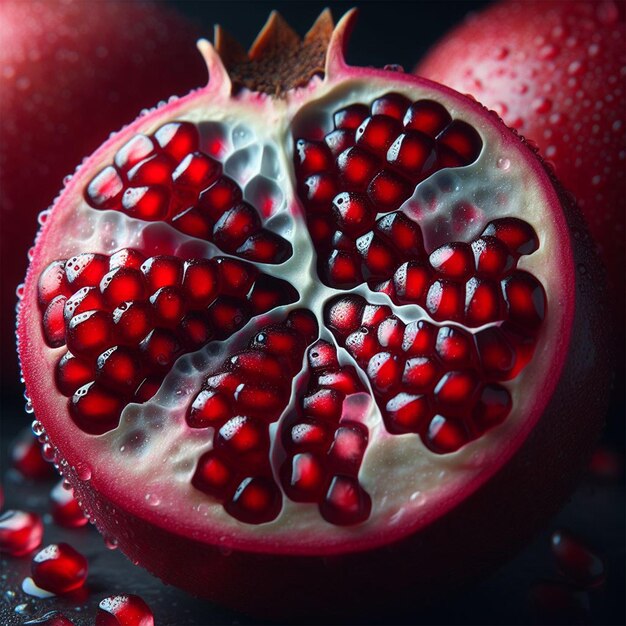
<box><xmin>293</xmin><ymin>94</ymin><xmax>483</xmax><ymax>289</ymax></box>
<box><xmin>325</xmin><ymin>294</ymin><xmax>541</xmax><ymax>453</ymax></box>
<box><xmin>37</xmin><ymin>248</ymin><xmax>297</xmax><ymax>434</ymax></box>
<box><xmin>85</xmin><ymin>121</ymin><xmax>291</xmax><ymax>263</ymax></box>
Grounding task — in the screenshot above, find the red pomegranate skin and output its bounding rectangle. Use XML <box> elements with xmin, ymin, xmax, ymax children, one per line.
<box><xmin>416</xmin><ymin>0</ymin><xmax>625</xmax><ymax>336</ymax></box>
<box><xmin>0</xmin><ymin>0</ymin><xmax>205</xmax><ymax>391</ymax></box>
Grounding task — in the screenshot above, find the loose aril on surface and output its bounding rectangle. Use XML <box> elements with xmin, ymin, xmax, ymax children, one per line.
<box><xmin>15</xmin><ymin>9</ymin><xmax>610</xmax><ymax>620</ymax></box>
<box><xmin>0</xmin><ymin>510</ymin><xmax>44</xmax><ymax>557</ymax></box>
<box><xmin>31</xmin><ymin>543</ymin><xmax>88</xmax><ymax>595</ymax></box>
<box><xmin>95</xmin><ymin>594</ymin><xmax>155</xmax><ymax>626</ymax></box>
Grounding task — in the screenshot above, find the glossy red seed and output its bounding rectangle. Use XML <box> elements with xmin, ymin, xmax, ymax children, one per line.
<box><xmin>402</xmin><ymin>357</ymin><xmax>439</xmax><ymax>391</ymax></box>
<box><xmin>114</xmin><ymin>134</ymin><xmax>155</xmax><ymax>171</ymax></box>
<box><xmin>328</xmin><ymin>422</ymin><xmax>368</xmax><ymax>474</ymax></box>
<box><xmin>302</xmin><ymin>172</ymin><xmax>338</xmax><ymax>209</ymax></box>
<box><xmin>65</xmin><ymin>253</ymin><xmax>108</xmax><ymax>288</ymax></box>
<box><xmin>424</xmin><ymin>415</ymin><xmax>468</xmax><ymax>453</ymax></box>
<box><xmin>149</xmin><ymin>287</ymin><xmax>186</xmax><ymax>326</ymax></box>
<box><xmin>96</xmin><ymin>594</ymin><xmax>155</xmax><ymax>626</ymax></box>
<box><xmin>387</xmin><ymin>131</ymin><xmax>435</xmax><ymax>177</ymax></box>
<box><xmin>225</xmin><ymin>476</ymin><xmax>281</xmax><ymax>524</ymax></box>
<box><xmin>11</xmin><ymin>428</ymin><xmax>54</xmax><ymax>480</ymax></box>
<box><xmin>31</xmin><ymin>543</ymin><xmax>87</xmax><ymax>594</ymax></box>
<box><xmin>385</xmin><ymin>393</ymin><xmax>430</xmax><ymax>434</ymax></box>
<box><xmin>465</xmin><ymin>277</ymin><xmax>503</xmax><ymax>326</ymax></box>
<box><xmin>471</xmin><ymin>236</ymin><xmax>514</xmax><ymax>277</ymax></box>
<box><xmin>334</xmin><ymin>104</ymin><xmax>369</xmax><ymax>130</ymax></box>
<box><xmin>345</xmin><ymin>328</ymin><xmax>380</xmax><ymax>364</ymax></box>
<box><xmin>121</xmin><ymin>186</ymin><xmax>169</xmax><ymax>221</ymax></box>
<box><xmin>134</xmin><ymin>377</ymin><xmax>161</xmax><ymax>403</ymax></box>
<box><xmin>286</xmin><ymin>308</ymin><xmax>318</xmax><ymax>345</ymax></box>
<box><xmin>502</xmin><ymin>271</ymin><xmax>546</xmax><ymax>331</ymax></box>
<box><xmin>43</xmin><ymin>295</ymin><xmax>67</xmax><ymax>347</ymax></box>
<box><xmin>208</xmin><ymin>297</ymin><xmax>249</xmax><ymax>336</ymax></box>
<box><xmin>367</xmin><ymin>352</ymin><xmax>402</xmax><ymax>393</ymax></box>
<box><xmin>86</xmin><ymin>166</ymin><xmax>123</xmax><ymax>209</ymax></box>
<box><xmin>112</xmin><ymin>301</ymin><xmax>151</xmax><ymax>345</ymax></box>
<box><xmin>155</xmin><ymin>121</ymin><xmax>199</xmax><ymax>161</ymax></box>
<box><xmin>282</xmin><ymin>453</ymin><xmax>327</xmax><ymax>502</ymax></box>
<box><xmin>38</xmin><ymin>260</ymin><xmax>70</xmax><ymax>307</ymax></box>
<box><xmin>426</xmin><ymin>280</ymin><xmax>464</xmax><ymax>320</ymax></box>
<box><xmin>56</xmin><ymin>352</ymin><xmax>93</xmax><ymax>396</ymax></box>
<box><xmin>303</xmin><ymin>389</ymin><xmax>344</xmax><ymax>422</ymax></box>
<box><xmin>285</xmin><ymin>421</ymin><xmax>332</xmax><ymax>452</ymax></box>
<box><xmin>325</xmin><ymin>250</ymin><xmax>362</xmax><ymax>288</ymax></box>
<box><xmin>377</xmin><ymin>316</ymin><xmax>404</xmax><ymax>350</ymax></box>
<box><xmin>336</xmin><ymin>147</ymin><xmax>379</xmax><ymax>191</ymax></box>
<box><xmin>66</xmin><ymin>310</ymin><xmax>112</xmax><ymax>356</ymax></box>
<box><xmin>178</xmin><ymin>259</ymin><xmax>218</xmax><ymax>307</ymax></box>
<box><xmin>324</xmin><ymin>129</ymin><xmax>354</xmax><ymax>156</ymax></box>
<box><xmin>320</xmin><ymin>475</ymin><xmax>371</xmax><ymax>526</ymax></box>
<box><xmin>0</xmin><ymin>510</ymin><xmax>44</xmax><ymax>556</ymax></box>
<box><xmin>139</xmin><ymin>329</ymin><xmax>180</xmax><ymax>370</ymax></box>
<box><xmin>172</xmin><ymin>151</ymin><xmax>221</xmax><ymax>190</ymax></box>
<box><xmin>403</xmin><ymin>100</ymin><xmax>452</xmax><ymax>136</ymax></box>
<box><xmin>127</xmin><ymin>153</ymin><xmax>174</xmax><ymax>186</ymax></box>
<box><xmin>331</xmin><ymin>192</ymin><xmax>376</xmax><ymax>235</ymax></box>
<box><xmin>372</xmin><ymin>93</ymin><xmax>411</xmax><ymax>120</ymax></box>
<box><xmin>402</xmin><ymin>319</ymin><xmax>436</xmax><ymax>355</ymax></box>
<box><xmin>198</xmin><ymin>177</ymin><xmax>243</xmax><ymax>220</ymax></box>
<box><xmin>376</xmin><ymin>212</ymin><xmax>423</xmax><ymax>255</ymax></box>
<box><xmin>235</xmin><ymin>385</ymin><xmax>285</xmax><ymax>421</ymax></box>
<box><xmin>109</xmin><ymin>248</ymin><xmax>145</xmax><ymax>271</ymax></box>
<box><xmin>96</xmin><ymin>346</ymin><xmax>140</xmax><ymax>392</ymax></box>
<box><xmin>482</xmin><ymin>218</ymin><xmax>539</xmax><ymax>256</ymax></box>
<box><xmin>436</xmin><ymin>326</ymin><xmax>474</xmax><ymax>366</ymax></box>
<box><xmin>475</xmin><ymin>327</ymin><xmax>516</xmax><ymax>379</ymax></box>
<box><xmin>435</xmin><ymin>371</ymin><xmax>477</xmax><ymax>407</ymax></box>
<box><xmin>100</xmin><ymin>267</ymin><xmax>145</xmax><ymax>308</ymax></box>
<box><xmin>50</xmin><ymin>481</ymin><xmax>87</xmax><ymax>528</ymax></box>
<box><xmin>394</xmin><ymin>262</ymin><xmax>430</xmax><ymax>303</ymax></box>
<box><xmin>325</xmin><ymin>296</ymin><xmax>364</xmax><ymax>338</ymax></box>
<box><xmin>295</xmin><ymin>139</ymin><xmax>333</xmax><ymax>175</ymax></box>
<box><xmin>316</xmin><ymin>369</ymin><xmax>361</xmax><ymax>394</ymax></box>
<box><xmin>437</xmin><ymin>120</ymin><xmax>482</xmax><ymax>163</ymax></box>
<box><xmin>171</xmin><ymin>206</ymin><xmax>212</xmax><ymax>238</ymax></box>
<box><xmin>237</xmin><ymin>230</ymin><xmax>292</xmax><ymax>263</ymax></box>
<box><xmin>188</xmin><ymin>389</ymin><xmax>231</xmax><ymax>428</ymax></box>
<box><xmin>248</xmin><ymin>275</ymin><xmax>298</xmax><ymax>313</ymax></box>
<box><xmin>429</xmin><ymin>242</ymin><xmax>474</xmax><ymax>279</ymax></box>
<box><xmin>213</xmin><ymin>203</ymin><xmax>261</xmax><ymax>251</ymax></box>
<box><xmin>216</xmin><ymin>416</ymin><xmax>269</xmax><ymax>461</ymax></box>
<box><xmin>356</xmin><ymin>232</ymin><xmax>397</xmax><ymax>278</ymax></box>
<box><xmin>367</xmin><ymin>169</ymin><xmax>412</xmax><ymax>211</ymax></box>
<box><xmin>307</xmin><ymin>340</ymin><xmax>339</xmax><ymax>370</ymax></box>
<box><xmin>472</xmin><ymin>384</ymin><xmax>511</xmax><ymax>431</ymax></box>
<box><xmin>180</xmin><ymin>312</ymin><xmax>214</xmax><ymax>348</ymax></box>
<box><xmin>71</xmin><ymin>382</ymin><xmax>122</xmax><ymax>433</ymax></box>
<box><xmin>141</xmin><ymin>256</ymin><xmax>183</xmax><ymax>292</ymax></box>
<box><xmin>361</xmin><ymin>303</ymin><xmax>392</xmax><ymax>328</ymax></box>
<box><xmin>192</xmin><ymin>452</ymin><xmax>233</xmax><ymax>498</ymax></box>
<box><xmin>63</xmin><ymin>286</ymin><xmax>105</xmax><ymax>323</ymax></box>
<box><xmin>550</xmin><ymin>530</ymin><xmax>606</xmax><ymax>588</ymax></box>
<box><xmin>356</xmin><ymin>115</ymin><xmax>401</xmax><ymax>155</ymax></box>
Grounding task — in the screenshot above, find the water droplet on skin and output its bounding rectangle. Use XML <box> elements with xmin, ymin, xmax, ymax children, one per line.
<box><xmin>104</xmin><ymin>536</ymin><xmax>118</xmax><ymax>550</ymax></box>
<box><xmin>75</xmin><ymin>464</ymin><xmax>91</xmax><ymax>481</ymax></box>
<box><xmin>145</xmin><ymin>493</ymin><xmax>161</xmax><ymax>506</ymax></box>
<box><xmin>31</xmin><ymin>420</ymin><xmax>44</xmax><ymax>436</ymax></box>
<box><xmin>546</xmin><ymin>145</ymin><xmax>557</xmax><ymax>158</ymax></box>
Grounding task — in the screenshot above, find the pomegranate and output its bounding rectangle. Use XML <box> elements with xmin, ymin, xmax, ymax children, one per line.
<box><xmin>17</xmin><ymin>11</ymin><xmax>609</xmax><ymax>619</ymax></box>
<box><xmin>96</xmin><ymin>595</ymin><xmax>154</xmax><ymax>626</ymax></box>
<box><xmin>0</xmin><ymin>510</ymin><xmax>43</xmax><ymax>556</ymax></box>
<box><xmin>550</xmin><ymin>529</ymin><xmax>606</xmax><ymax>589</ymax></box>
<box><xmin>0</xmin><ymin>0</ymin><xmax>204</xmax><ymax>391</ymax></box>
<box><xmin>416</xmin><ymin>0</ymin><xmax>626</xmax><ymax>336</ymax></box>
<box><xmin>50</xmin><ymin>479</ymin><xmax>88</xmax><ymax>528</ymax></box>
<box><xmin>11</xmin><ymin>427</ymin><xmax>56</xmax><ymax>480</ymax></box>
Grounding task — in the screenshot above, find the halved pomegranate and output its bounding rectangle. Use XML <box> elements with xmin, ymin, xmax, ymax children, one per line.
<box><xmin>16</xmin><ymin>11</ymin><xmax>609</xmax><ymax>619</ymax></box>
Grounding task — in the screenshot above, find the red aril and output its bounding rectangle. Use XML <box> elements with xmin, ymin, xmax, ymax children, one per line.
<box><xmin>50</xmin><ymin>480</ymin><xmax>88</xmax><ymax>528</ymax></box>
<box><xmin>31</xmin><ymin>543</ymin><xmax>88</xmax><ymax>594</ymax></box>
<box><xmin>550</xmin><ymin>529</ymin><xmax>606</xmax><ymax>589</ymax></box>
<box><xmin>0</xmin><ymin>510</ymin><xmax>43</xmax><ymax>556</ymax></box>
<box><xmin>23</xmin><ymin>612</ymin><xmax>75</xmax><ymax>626</ymax></box>
<box><xmin>96</xmin><ymin>594</ymin><xmax>154</xmax><ymax>626</ymax></box>
<box><xmin>11</xmin><ymin>427</ymin><xmax>56</xmax><ymax>480</ymax></box>
<box><xmin>416</xmin><ymin>0</ymin><xmax>626</xmax><ymax>336</ymax></box>
<box><xmin>16</xmin><ymin>10</ymin><xmax>610</xmax><ymax>619</ymax></box>
<box><xmin>0</xmin><ymin>0</ymin><xmax>204</xmax><ymax>391</ymax></box>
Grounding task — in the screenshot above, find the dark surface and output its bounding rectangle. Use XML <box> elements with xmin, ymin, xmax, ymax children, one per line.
<box><xmin>1</xmin><ymin>1</ymin><xmax>624</xmax><ymax>625</ymax></box>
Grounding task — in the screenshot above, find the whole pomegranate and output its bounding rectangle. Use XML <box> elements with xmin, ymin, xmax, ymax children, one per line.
<box><xmin>17</xmin><ymin>10</ymin><xmax>609</xmax><ymax>620</ymax></box>
<box><xmin>0</xmin><ymin>0</ymin><xmax>205</xmax><ymax>391</ymax></box>
<box><xmin>416</xmin><ymin>0</ymin><xmax>625</xmax><ymax>335</ymax></box>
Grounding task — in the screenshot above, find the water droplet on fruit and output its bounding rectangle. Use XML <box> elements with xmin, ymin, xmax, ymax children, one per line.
<box><xmin>497</xmin><ymin>158</ymin><xmax>511</xmax><ymax>171</ymax></box>
<box><xmin>74</xmin><ymin>464</ymin><xmax>91</xmax><ymax>481</ymax></box>
<box><xmin>31</xmin><ymin>421</ymin><xmax>44</xmax><ymax>437</ymax></box>
<box><xmin>104</xmin><ymin>536</ymin><xmax>118</xmax><ymax>550</ymax></box>
<box><xmin>22</xmin><ymin>576</ymin><xmax>55</xmax><ymax>599</ymax></box>
<box><xmin>145</xmin><ymin>493</ymin><xmax>161</xmax><ymax>506</ymax></box>
<box><xmin>14</xmin><ymin>603</ymin><xmax>31</xmax><ymax>615</ymax></box>
<box><xmin>41</xmin><ymin>443</ymin><xmax>55</xmax><ymax>462</ymax></box>
<box><xmin>545</xmin><ymin>145</ymin><xmax>557</xmax><ymax>158</ymax></box>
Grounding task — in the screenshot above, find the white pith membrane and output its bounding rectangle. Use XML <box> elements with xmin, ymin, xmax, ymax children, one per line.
<box><xmin>19</xmin><ymin>38</ymin><xmax>572</xmax><ymax>555</ymax></box>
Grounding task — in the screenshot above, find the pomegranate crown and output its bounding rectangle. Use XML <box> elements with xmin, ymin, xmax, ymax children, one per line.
<box><xmin>205</xmin><ymin>9</ymin><xmax>354</xmax><ymax>95</ymax></box>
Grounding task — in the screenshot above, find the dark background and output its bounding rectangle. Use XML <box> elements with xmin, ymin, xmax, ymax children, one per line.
<box><xmin>1</xmin><ymin>2</ymin><xmax>623</xmax><ymax>625</ymax></box>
